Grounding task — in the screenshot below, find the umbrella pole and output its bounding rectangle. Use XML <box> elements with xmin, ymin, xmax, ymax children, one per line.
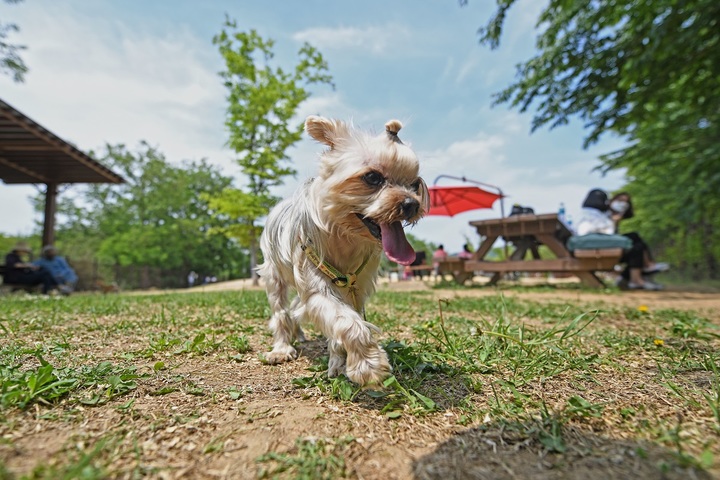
<box><xmin>499</xmin><ymin>196</ymin><xmax>509</xmax><ymax>259</ymax></box>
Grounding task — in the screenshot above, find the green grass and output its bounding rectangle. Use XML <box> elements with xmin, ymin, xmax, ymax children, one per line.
<box><xmin>256</xmin><ymin>436</ymin><xmax>354</xmax><ymax>480</ymax></box>
<box><xmin>0</xmin><ymin>289</ymin><xmax>718</xmax><ymax>477</ymax></box>
<box><xmin>1</xmin><ymin>356</ymin><xmax>143</xmax><ymax>410</ymax></box>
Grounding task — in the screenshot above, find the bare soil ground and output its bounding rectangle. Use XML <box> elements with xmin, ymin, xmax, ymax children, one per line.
<box><xmin>2</xmin><ymin>278</ymin><xmax>719</xmax><ymax>479</ymax></box>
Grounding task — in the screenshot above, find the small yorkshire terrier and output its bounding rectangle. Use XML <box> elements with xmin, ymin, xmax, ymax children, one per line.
<box><xmin>258</xmin><ymin>115</ymin><xmax>429</xmax><ymax>386</ymax></box>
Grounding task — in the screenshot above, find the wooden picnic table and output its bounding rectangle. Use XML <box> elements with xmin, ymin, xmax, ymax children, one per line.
<box><xmin>435</xmin><ymin>257</ymin><xmax>474</xmax><ymax>284</ymax></box>
<box><xmin>462</xmin><ymin>213</ymin><xmax>622</xmax><ymax>288</ymax></box>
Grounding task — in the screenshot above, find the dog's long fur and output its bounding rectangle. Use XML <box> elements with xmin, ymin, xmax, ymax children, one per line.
<box><xmin>257</xmin><ymin>115</ymin><xmax>428</xmax><ymax>386</ymax></box>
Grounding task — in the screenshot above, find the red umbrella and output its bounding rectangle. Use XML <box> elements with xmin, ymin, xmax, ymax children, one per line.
<box><xmin>427</xmin><ymin>185</ymin><xmax>503</xmax><ymax>217</ymax></box>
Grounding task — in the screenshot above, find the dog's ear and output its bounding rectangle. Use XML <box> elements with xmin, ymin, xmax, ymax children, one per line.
<box><xmin>305</xmin><ymin>115</ymin><xmax>346</xmax><ymax>148</ymax></box>
<box><xmin>417</xmin><ymin>177</ymin><xmax>431</xmax><ymax>214</ymax></box>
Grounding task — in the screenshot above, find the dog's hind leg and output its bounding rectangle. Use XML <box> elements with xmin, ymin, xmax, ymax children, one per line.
<box><xmin>265</xmin><ymin>276</ymin><xmax>299</xmax><ymax>364</ymax></box>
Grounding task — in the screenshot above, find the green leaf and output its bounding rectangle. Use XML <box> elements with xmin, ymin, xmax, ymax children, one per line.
<box><xmin>410</xmin><ymin>389</ymin><xmax>436</xmax><ymax>410</ymax></box>
<box><xmin>383</xmin><ymin>375</ymin><xmax>399</xmax><ymax>388</ymax></box>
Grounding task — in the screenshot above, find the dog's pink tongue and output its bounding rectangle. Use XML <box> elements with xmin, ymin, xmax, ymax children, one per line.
<box><xmin>380</xmin><ymin>222</ymin><xmax>416</xmax><ymax>265</ymax></box>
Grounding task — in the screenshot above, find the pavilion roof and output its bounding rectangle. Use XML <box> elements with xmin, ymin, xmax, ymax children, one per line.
<box><xmin>0</xmin><ymin>98</ymin><xmax>124</xmax><ymax>185</ymax></box>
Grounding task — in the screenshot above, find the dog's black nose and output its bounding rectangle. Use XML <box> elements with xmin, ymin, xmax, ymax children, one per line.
<box><xmin>401</xmin><ymin>197</ymin><xmax>420</xmax><ymax>220</ymax></box>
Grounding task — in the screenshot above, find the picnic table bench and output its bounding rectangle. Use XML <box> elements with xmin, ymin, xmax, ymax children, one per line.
<box><xmin>0</xmin><ymin>264</ymin><xmax>38</xmax><ymax>293</ymax></box>
<box><xmin>436</xmin><ymin>257</ymin><xmax>474</xmax><ymax>284</ymax></box>
<box><xmin>462</xmin><ymin>213</ymin><xmax>621</xmax><ymax>288</ymax></box>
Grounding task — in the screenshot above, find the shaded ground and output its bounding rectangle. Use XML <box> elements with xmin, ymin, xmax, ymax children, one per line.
<box><xmin>1</xmin><ymin>281</ymin><xmax>719</xmax><ymax>479</ymax></box>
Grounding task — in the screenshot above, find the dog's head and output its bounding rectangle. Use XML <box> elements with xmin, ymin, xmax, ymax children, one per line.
<box><xmin>305</xmin><ymin>115</ymin><xmax>429</xmax><ymax>265</ymax></box>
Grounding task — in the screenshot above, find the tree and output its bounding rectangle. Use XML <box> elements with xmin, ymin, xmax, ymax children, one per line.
<box><xmin>202</xmin><ymin>188</ymin><xmax>272</xmax><ymax>251</ymax></box>
<box><xmin>211</xmin><ymin>18</ymin><xmax>333</xmax><ymax>285</ymax></box>
<box><xmin>474</xmin><ymin>0</ymin><xmax>720</xmax><ymax>279</ymax></box>
<box><xmin>1</xmin><ymin>0</ymin><xmax>27</xmax><ymax>82</ymax></box>
<box><xmin>45</xmin><ymin>143</ymin><xmax>247</xmax><ymax>283</ymax></box>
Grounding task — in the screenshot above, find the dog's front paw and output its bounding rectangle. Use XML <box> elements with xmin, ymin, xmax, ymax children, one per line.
<box><xmin>264</xmin><ymin>345</ymin><xmax>298</xmax><ymax>364</ymax></box>
<box><xmin>345</xmin><ymin>347</ymin><xmax>392</xmax><ymax>387</ymax></box>
<box><xmin>295</xmin><ymin>327</ymin><xmax>307</xmax><ymax>343</ymax></box>
<box><xmin>327</xmin><ymin>353</ymin><xmax>346</xmax><ymax>378</ymax></box>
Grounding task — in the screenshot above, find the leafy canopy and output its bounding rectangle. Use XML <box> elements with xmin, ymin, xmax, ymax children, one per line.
<box><xmin>209</xmin><ymin>18</ymin><xmax>333</xmax><ymax>281</ymax></box>
<box><xmin>46</xmin><ymin>143</ymin><xmax>246</xmax><ymax>277</ymax></box>
<box><xmin>212</xmin><ymin>17</ymin><xmax>333</xmax><ymax>200</ymax></box>
<box><xmin>0</xmin><ymin>0</ymin><xmax>27</xmax><ymax>82</ymax></box>
<box><xmin>477</xmin><ymin>0</ymin><xmax>719</xmax><ymax>149</ymax></box>
<box><xmin>475</xmin><ymin>0</ymin><xmax>720</xmax><ymax>278</ymax></box>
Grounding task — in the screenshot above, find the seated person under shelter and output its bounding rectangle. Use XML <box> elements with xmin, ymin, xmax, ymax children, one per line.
<box><xmin>409</xmin><ymin>251</ymin><xmax>430</xmax><ymax>279</ymax></box>
<box><xmin>432</xmin><ymin>244</ymin><xmax>448</xmax><ymax>277</ymax></box>
<box><xmin>3</xmin><ymin>241</ymin><xmax>57</xmax><ymax>294</ymax></box>
<box><xmin>574</xmin><ymin>189</ymin><xmax>667</xmax><ymax>290</ymax></box>
<box><xmin>33</xmin><ymin>245</ymin><xmax>78</xmax><ymax>295</ymax></box>
<box><xmin>458</xmin><ymin>244</ymin><xmax>473</xmax><ymax>260</ymax></box>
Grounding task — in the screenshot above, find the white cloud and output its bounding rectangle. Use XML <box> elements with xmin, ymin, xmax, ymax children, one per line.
<box><xmin>2</xmin><ymin>3</ymin><xmax>230</xmax><ymax>168</ymax></box>
<box><xmin>420</xmin><ymin>132</ymin><xmax>506</xmax><ymax>185</ymax></box>
<box><xmin>0</xmin><ymin>186</ymin><xmax>41</xmax><ymax>235</ymax></box>
<box><xmin>439</xmin><ymin>57</ymin><xmax>455</xmax><ymax>83</ymax></box>
<box><xmin>456</xmin><ymin>55</ymin><xmax>481</xmax><ymax>85</ymax></box>
<box><xmin>0</xmin><ymin>3</ymin><xmax>238</xmax><ymax>235</ymax></box>
<box><xmin>294</xmin><ymin>92</ymin><xmax>352</xmax><ymax>122</ymax></box>
<box><xmin>292</xmin><ymin>24</ymin><xmax>411</xmax><ymax>54</ymax></box>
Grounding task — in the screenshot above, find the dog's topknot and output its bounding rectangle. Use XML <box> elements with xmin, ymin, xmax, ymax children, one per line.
<box><xmin>385</xmin><ymin>119</ymin><xmax>402</xmax><ymax>136</ymax></box>
<box><xmin>385</xmin><ymin>119</ymin><xmax>403</xmax><ymax>144</ymax></box>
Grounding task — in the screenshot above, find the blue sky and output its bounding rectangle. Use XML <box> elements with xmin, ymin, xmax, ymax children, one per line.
<box><xmin>0</xmin><ymin>0</ymin><xmax>625</xmax><ymax>254</ymax></box>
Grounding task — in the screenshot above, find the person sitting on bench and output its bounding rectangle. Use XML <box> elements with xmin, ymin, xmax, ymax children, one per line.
<box><xmin>3</xmin><ymin>241</ymin><xmax>57</xmax><ymax>294</ymax></box>
<box><xmin>432</xmin><ymin>244</ymin><xmax>448</xmax><ymax>277</ymax></box>
<box><xmin>33</xmin><ymin>245</ymin><xmax>78</xmax><ymax>295</ymax></box>
<box><xmin>607</xmin><ymin>192</ymin><xmax>669</xmax><ymax>287</ymax></box>
<box><xmin>575</xmin><ymin>189</ymin><xmax>665</xmax><ymax>291</ymax></box>
<box><xmin>458</xmin><ymin>244</ymin><xmax>473</xmax><ymax>260</ymax></box>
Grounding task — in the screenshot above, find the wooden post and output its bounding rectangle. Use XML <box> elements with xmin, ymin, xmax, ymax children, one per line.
<box><xmin>42</xmin><ymin>182</ymin><xmax>58</xmax><ymax>247</ymax></box>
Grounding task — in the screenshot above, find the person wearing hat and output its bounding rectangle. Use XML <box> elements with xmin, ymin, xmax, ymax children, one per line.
<box><xmin>33</xmin><ymin>245</ymin><xmax>78</xmax><ymax>295</ymax></box>
<box><xmin>3</xmin><ymin>241</ymin><xmax>57</xmax><ymax>294</ymax></box>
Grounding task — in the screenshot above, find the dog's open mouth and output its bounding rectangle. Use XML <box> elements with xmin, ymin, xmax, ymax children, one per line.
<box><xmin>356</xmin><ymin>213</ymin><xmax>381</xmax><ymax>240</ymax></box>
<box><xmin>355</xmin><ymin>213</ymin><xmax>416</xmax><ymax>265</ymax></box>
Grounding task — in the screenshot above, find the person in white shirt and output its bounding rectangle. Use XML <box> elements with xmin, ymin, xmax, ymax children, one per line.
<box><xmin>575</xmin><ymin>189</ymin><xmax>667</xmax><ymax>290</ymax></box>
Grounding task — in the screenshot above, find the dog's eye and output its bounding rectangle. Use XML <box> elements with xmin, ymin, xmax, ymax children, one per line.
<box><xmin>411</xmin><ymin>180</ymin><xmax>422</xmax><ymax>193</ymax></box>
<box><xmin>362</xmin><ymin>171</ymin><xmax>385</xmax><ymax>187</ymax></box>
